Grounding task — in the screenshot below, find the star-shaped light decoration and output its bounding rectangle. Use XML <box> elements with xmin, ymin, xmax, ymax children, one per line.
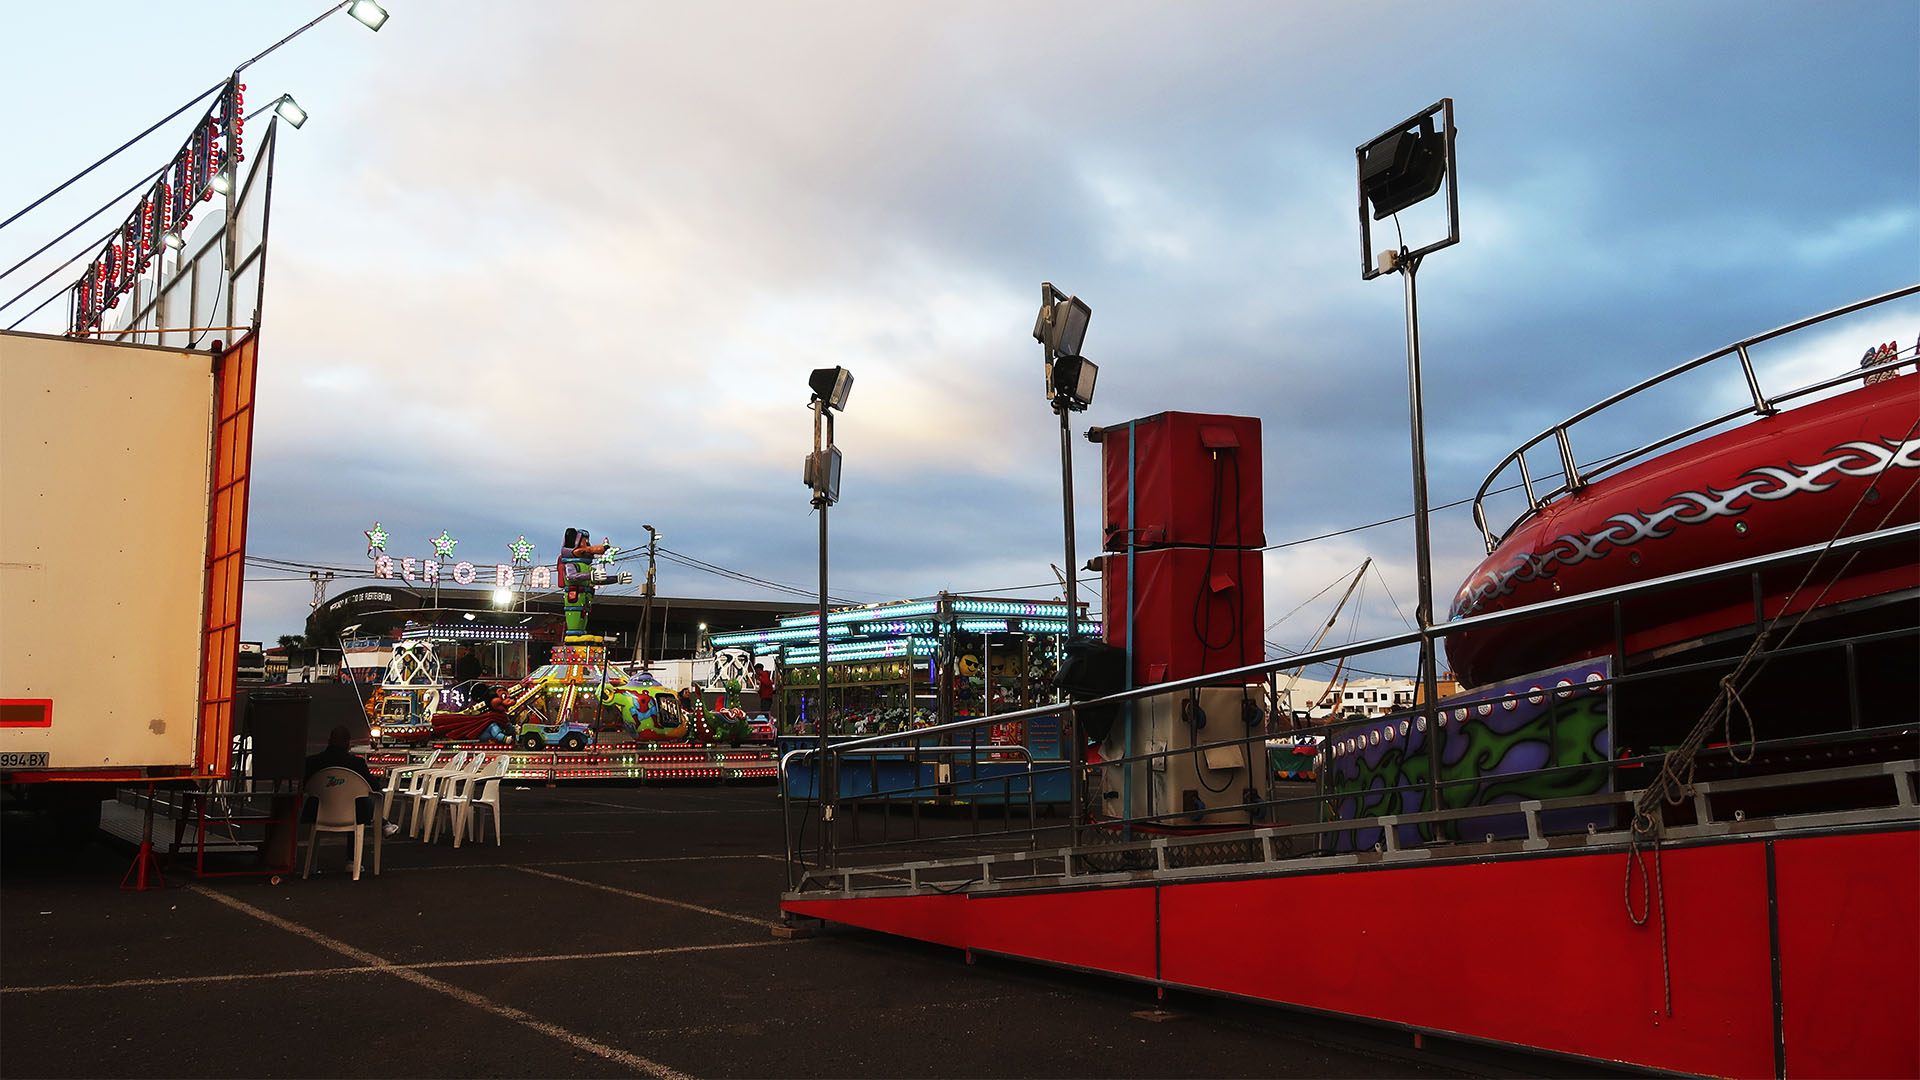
<box><xmin>429</xmin><ymin>530</ymin><xmax>459</xmax><ymax>559</ymax></box>
<box><xmin>365</xmin><ymin>522</ymin><xmax>388</xmax><ymax>558</ymax></box>
<box><xmin>595</xmin><ymin>542</ymin><xmax>621</xmax><ymax>567</ymax></box>
<box><xmin>508</xmin><ymin>535</ymin><xmax>536</xmax><ymax>564</ymax></box>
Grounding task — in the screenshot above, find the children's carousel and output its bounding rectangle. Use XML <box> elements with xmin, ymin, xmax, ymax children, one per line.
<box><xmin>358</xmin><ymin>525</ymin><xmax>779</xmax><ymax>783</ymax></box>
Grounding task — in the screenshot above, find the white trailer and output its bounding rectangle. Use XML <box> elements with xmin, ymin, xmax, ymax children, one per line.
<box><xmin>0</xmin><ymin>330</ymin><xmax>258</xmax><ymax>843</ymax></box>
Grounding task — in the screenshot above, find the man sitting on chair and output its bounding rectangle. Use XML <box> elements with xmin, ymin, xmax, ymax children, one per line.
<box><xmin>303</xmin><ymin>724</ymin><xmax>378</xmax><ymax>828</ymax></box>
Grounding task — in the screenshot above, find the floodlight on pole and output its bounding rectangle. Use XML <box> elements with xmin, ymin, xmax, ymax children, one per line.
<box><xmin>208</xmin><ymin>168</ymin><xmax>233</xmax><ymax>195</ymax></box>
<box><xmin>805</xmin><ymin>366</ymin><xmax>852</xmax><ymax>865</ymax></box>
<box><xmin>809</xmin><ymin>366</ymin><xmax>854</xmax><ymax>411</ymax></box>
<box><xmin>1049</xmin><ymin>355</ymin><xmax>1098</xmax><ymax>411</ymax></box>
<box><xmin>1032</xmin><ymin>284</ymin><xmax>1091</xmax><ymax>357</ymax></box>
<box><xmin>1355</xmin><ymin>97</ymin><xmax>1458</xmax><ymax>824</ymax></box>
<box><xmin>491</xmin><ymin>588</ymin><xmax>515</xmax><ymax>608</ymax></box>
<box><xmin>1356</xmin><ymin>98</ymin><xmax>1458</xmax><ymax>280</ymax></box>
<box><xmin>346</xmin><ymin>0</ymin><xmax>390</xmax><ymax>31</ymax></box>
<box><xmin>273</xmin><ymin>94</ymin><xmax>308</xmax><ymax>129</ymax></box>
<box><xmin>161</xmin><ymin>230</ymin><xmax>184</xmax><ymax>250</ymax></box>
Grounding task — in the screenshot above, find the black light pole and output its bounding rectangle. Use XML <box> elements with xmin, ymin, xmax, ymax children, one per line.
<box><xmin>1033</xmin><ymin>284</ymin><xmax>1096</xmax><ymax>844</ymax></box>
<box><xmin>1357</xmin><ymin>98</ymin><xmax>1458</xmax><ymax>819</ymax></box>
<box><xmin>805</xmin><ymin>366</ymin><xmax>852</xmax><ymax>863</ymax></box>
<box><xmin>638</xmin><ymin>524</ymin><xmax>660</xmax><ymax>668</ymax></box>
<box><xmin>1033</xmin><ymin>284</ymin><xmax>1096</xmax><ymax>638</ymax></box>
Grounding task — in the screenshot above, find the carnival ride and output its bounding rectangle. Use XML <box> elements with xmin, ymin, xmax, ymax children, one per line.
<box><xmin>771</xmin><ymin>285</ymin><xmax>1920</xmax><ymax>1078</ymax></box>
<box><xmin>1449</xmin><ymin>327</ymin><xmax>1920</xmax><ymax>691</ymax></box>
<box><xmin>408</xmin><ymin>642</ymin><xmax>756</xmax><ymax>748</ymax></box>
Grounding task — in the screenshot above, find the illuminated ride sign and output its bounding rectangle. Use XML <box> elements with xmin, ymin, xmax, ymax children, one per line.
<box><xmin>69</xmin><ymin>78</ymin><xmax>246</xmax><ymax>335</ymax></box>
<box><xmin>364</xmin><ymin>524</ymin><xmax>554</xmax><ymax>590</ymax></box>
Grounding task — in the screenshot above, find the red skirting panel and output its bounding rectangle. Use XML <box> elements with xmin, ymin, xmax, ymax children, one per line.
<box><xmin>785</xmin><ymin>885</ymin><xmax>1157</xmax><ymax>980</ymax></box>
<box><xmin>1773</xmin><ymin>830</ymin><xmax>1920</xmax><ymax>1080</ymax></box>
<box><xmin>786</xmin><ymin>828</ymin><xmax>1919</xmax><ymax>1076</ymax></box>
<box><xmin>784</xmin><ymin>893</ymin><xmax>971</xmax><ymax>950</ymax></box>
<box><xmin>1159</xmin><ymin>846</ymin><xmax>1775</xmax><ymax>1077</ymax></box>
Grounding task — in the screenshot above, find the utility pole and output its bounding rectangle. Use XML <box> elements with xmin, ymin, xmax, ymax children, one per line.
<box><xmin>639</xmin><ymin>525</ymin><xmax>660</xmax><ymax>669</ymax></box>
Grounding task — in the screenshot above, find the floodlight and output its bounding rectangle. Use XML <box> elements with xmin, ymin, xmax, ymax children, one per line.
<box><xmin>161</xmin><ymin>230</ymin><xmax>184</xmax><ymax>250</ymax></box>
<box><xmin>491</xmin><ymin>588</ymin><xmax>514</xmax><ymax>607</ymax></box>
<box><xmin>808</xmin><ymin>366</ymin><xmax>854</xmax><ymax>411</ymax></box>
<box><xmin>1360</xmin><ymin>115</ymin><xmax>1446</xmax><ymax>220</ymax></box>
<box><xmin>208</xmin><ymin>169</ymin><xmax>233</xmax><ymax>195</ymax></box>
<box><xmin>1032</xmin><ymin>284</ymin><xmax>1091</xmax><ymax>357</ymax></box>
<box><xmin>1048</xmin><ymin>354</ymin><xmax>1098</xmax><ymax>411</ymax></box>
<box><xmin>273</xmin><ymin>95</ymin><xmax>308</xmax><ymax>128</ymax></box>
<box><xmin>462</xmin><ymin>612</ymin><xmax>477</xmax><ymax>621</ymax></box>
<box><xmin>804</xmin><ymin>445</ymin><xmax>843</xmax><ymax>503</ymax></box>
<box><xmin>346</xmin><ymin>0</ymin><xmax>390</xmax><ymax>31</ymax></box>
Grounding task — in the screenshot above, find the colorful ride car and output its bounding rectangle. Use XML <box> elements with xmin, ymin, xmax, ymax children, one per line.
<box><xmin>516</xmin><ymin>719</ymin><xmax>594</xmax><ymax>752</ymax></box>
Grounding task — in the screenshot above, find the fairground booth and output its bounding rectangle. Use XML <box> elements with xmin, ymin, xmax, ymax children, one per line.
<box><xmin>712</xmin><ymin>593</ymin><xmax>1097</xmax><ymax>802</ymax></box>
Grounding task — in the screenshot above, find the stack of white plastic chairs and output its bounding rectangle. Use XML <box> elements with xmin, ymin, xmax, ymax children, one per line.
<box><xmin>429</xmin><ymin>755</ymin><xmax>512</xmax><ymax>847</ymax></box>
<box><xmin>407</xmin><ymin>751</ymin><xmax>480</xmax><ymax>839</ymax></box>
<box><xmin>380</xmin><ymin>749</ymin><xmax>454</xmax><ymax>836</ymax></box>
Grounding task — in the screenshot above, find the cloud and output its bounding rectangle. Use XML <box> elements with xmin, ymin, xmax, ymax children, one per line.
<box><xmin>5</xmin><ymin>2</ymin><xmax>1915</xmax><ymax>655</ymax></box>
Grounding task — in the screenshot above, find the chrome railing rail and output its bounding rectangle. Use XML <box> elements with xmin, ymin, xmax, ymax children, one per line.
<box><xmin>1471</xmin><ymin>283</ymin><xmax>1919</xmax><ymax>551</ymax></box>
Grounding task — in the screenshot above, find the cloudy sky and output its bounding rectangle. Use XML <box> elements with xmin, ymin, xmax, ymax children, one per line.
<box><xmin>4</xmin><ymin>1</ymin><xmax>1916</xmax><ymax>670</ymax></box>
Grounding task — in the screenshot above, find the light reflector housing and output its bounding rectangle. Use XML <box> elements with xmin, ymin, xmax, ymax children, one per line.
<box><xmin>347</xmin><ymin>0</ymin><xmax>390</xmax><ymax>30</ymax></box>
<box><xmin>274</xmin><ymin>95</ymin><xmax>308</xmax><ymax>128</ymax></box>
<box><xmin>1048</xmin><ymin>354</ymin><xmax>1098</xmax><ymax>410</ymax></box>
<box><xmin>808</xmin><ymin>367</ymin><xmax>853</xmax><ymax>411</ymax></box>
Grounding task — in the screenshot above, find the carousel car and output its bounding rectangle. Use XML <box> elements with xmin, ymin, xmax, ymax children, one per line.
<box><xmin>516</xmin><ymin>719</ymin><xmax>594</xmax><ymax>752</ymax></box>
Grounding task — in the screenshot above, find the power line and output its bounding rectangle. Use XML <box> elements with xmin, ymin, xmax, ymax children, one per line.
<box><xmin>0</xmin><ymin>164</ymin><xmax>168</xmax><ymax>288</ymax></box>
<box><xmin>1</xmin><ymin>227</ymin><xmax>114</xmax><ymax>322</ymax></box>
<box><xmin>1</xmin><ymin>80</ymin><xmax>226</xmax><ymax>233</ymax></box>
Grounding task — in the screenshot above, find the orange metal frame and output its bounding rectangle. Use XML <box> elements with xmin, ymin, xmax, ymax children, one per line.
<box><xmin>195</xmin><ymin>334</ymin><xmax>259</xmax><ymax>779</ymax></box>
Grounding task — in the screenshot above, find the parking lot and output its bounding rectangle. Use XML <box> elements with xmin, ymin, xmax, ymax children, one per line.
<box><xmin>2</xmin><ymin>783</ymin><xmax>1476</xmax><ymax>1079</ymax></box>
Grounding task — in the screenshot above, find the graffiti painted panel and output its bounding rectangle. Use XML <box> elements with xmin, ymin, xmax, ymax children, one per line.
<box><xmin>1323</xmin><ymin>658</ymin><xmax>1612</xmax><ymax>850</ymax></box>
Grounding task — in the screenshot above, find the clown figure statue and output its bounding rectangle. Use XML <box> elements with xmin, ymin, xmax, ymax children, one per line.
<box><xmin>559</xmin><ymin>526</ymin><xmax>610</xmax><ymax>640</ymax></box>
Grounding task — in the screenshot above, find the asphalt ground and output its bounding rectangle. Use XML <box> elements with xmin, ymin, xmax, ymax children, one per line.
<box><xmin>2</xmin><ymin>783</ymin><xmax>1483</xmax><ymax>1079</ymax></box>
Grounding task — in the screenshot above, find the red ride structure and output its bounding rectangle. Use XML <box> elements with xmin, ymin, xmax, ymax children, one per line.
<box><xmin>774</xmin><ymin>286</ymin><xmax>1920</xmax><ymax>1078</ymax></box>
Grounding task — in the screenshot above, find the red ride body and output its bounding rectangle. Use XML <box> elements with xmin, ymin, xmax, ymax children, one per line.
<box><xmin>1446</xmin><ymin>375</ymin><xmax>1919</xmax><ymax>689</ymax></box>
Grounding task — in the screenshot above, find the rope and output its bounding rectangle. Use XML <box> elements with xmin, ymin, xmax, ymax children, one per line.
<box><xmin>1620</xmin><ymin>408</ymin><xmax>1919</xmax><ymax>1020</ymax></box>
<box><xmin>1632</xmin><ymin>417</ymin><xmax>1920</xmax><ymax>822</ymax></box>
<box><xmin>1624</xmin><ymin>826</ymin><xmax>1673</xmax><ymax>1017</ymax></box>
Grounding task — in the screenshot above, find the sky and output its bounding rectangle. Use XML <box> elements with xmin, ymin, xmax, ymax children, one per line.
<box><xmin>3</xmin><ymin>1</ymin><xmax>1916</xmax><ymax>674</ymax></box>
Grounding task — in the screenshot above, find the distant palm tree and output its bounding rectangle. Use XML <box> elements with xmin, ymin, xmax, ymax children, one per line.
<box><xmin>276</xmin><ymin>634</ymin><xmax>307</xmax><ymax>650</ymax></box>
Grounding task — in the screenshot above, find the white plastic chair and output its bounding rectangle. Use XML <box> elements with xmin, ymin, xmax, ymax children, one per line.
<box><xmin>380</xmin><ymin>749</ymin><xmax>446</xmax><ymax>830</ymax></box>
<box><xmin>418</xmin><ymin>754</ymin><xmax>494</xmax><ymax>842</ymax></box>
<box><xmin>448</xmin><ymin>757</ymin><xmax>512</xmax><ymax>847</ymax></box>
<box><xmin>406</xmin><ymin>751</ymin><xmax>473</xmax><ymax>837</ymax></box>
<box><xmin>302</xmin><ymin>767</ymin><xmax>373</xmax><ymax>881</ymax></box>
<box><xmin>462</xmin><ymin>765</ymin><xmax>510</xmax><ymax>847</ymax></box>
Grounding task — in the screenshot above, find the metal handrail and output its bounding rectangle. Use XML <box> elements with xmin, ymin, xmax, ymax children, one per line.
<box><xmin>781</xmin><ymin>524</ymin><xmax>1919</xmax><ymax>887</ymax></box>
<box><xmin>1470</xmin><ymin>283</ymin><xmax>1920</xmax><ymax>551</ymax></box>
<box><xmin>794</xmin><ymin>755</ymin><xmax>1920</xmax><ymax>897</ymax></box>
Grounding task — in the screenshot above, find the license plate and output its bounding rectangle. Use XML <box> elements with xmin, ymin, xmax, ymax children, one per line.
<box><xmin>0</xmin><ymin>752</ymin><xmax>51</xmax><ymax>768</ymax></box>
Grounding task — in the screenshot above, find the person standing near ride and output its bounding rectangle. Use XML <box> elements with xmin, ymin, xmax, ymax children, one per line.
<box><xmin>559</xmin><ymin>526</ymin><xmax>609</xmax><ymax>640</ymax></box>
<box><xmin>754</xmin><ymin>662</ymin><xmax>777</xmax><ymax>724</ymax></box>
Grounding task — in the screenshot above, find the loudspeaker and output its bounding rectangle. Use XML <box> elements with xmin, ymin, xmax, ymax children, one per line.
<box><xmin>244</xmin><ymin>688</ymin><xmax>311</xmax><ymax>781</ymax></box>
<box><xmin>1055</xmin><ymin>637</ymin><xmax>1126</xmax><ymax>743</ymax></box>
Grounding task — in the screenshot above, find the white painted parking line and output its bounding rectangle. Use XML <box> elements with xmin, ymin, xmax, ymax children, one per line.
<box><xmin>190</xmin><ymin>886</ymin><xmax>698</xmax><ymax>1080</ymax></box>
<box><xmin>2</xmin><ymin>938</ymin><xmax>797</xmax><ymax>996</ymax></box>
<box><xmin>514</xmin><ymin>866</ymin><xmax>780</xmax><ymax>928</ymax></box>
